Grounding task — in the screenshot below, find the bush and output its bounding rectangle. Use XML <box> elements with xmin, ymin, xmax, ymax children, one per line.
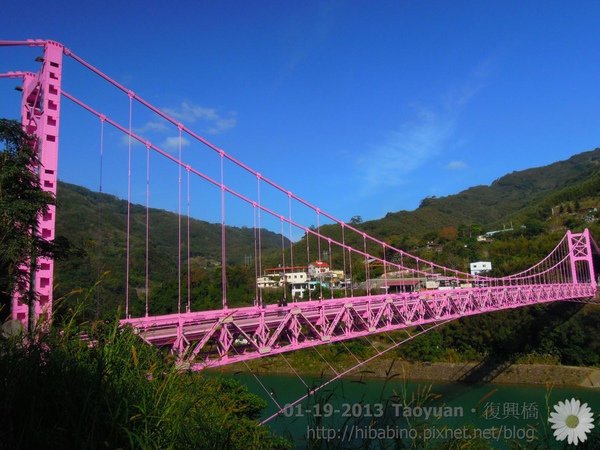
<box><xmin>0</xmin><ymin>307</ymin><xmax>290</xmax><ymax>449</ymax></box>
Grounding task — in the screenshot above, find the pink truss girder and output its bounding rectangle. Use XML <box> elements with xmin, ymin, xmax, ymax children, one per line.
<box><xmin>121</xmin><ymin>281</ymin><xmax>597</xmax><ymax>371</ymax></box>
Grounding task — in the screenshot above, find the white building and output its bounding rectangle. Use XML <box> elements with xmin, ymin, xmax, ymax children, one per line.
<box><xmin>470</xmin><ymin>261</ymin><xmax>492</xmax><ymax>275</ymax></box>
<box><xmin>282</xmin><ymin>272</ymin><xmax>307</xmax><ymax>284</ymax></box>
<box><xmin>257</xmin><ymin>276</ymin><xmax>278</xmax><ymax>288</ymax></box>
<box><xmin>308</xmin><ymin>261</ymin><xmax>329</xmax><ymax>278</ymax></box>
<box><xmin>291</xmin><ymin>283</ymin><xmax>308</xmax><ymax>299</ymax></box>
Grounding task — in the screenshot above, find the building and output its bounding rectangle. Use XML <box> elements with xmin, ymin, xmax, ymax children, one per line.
<box><xmin>258</xmin><ymin>262</ymin><xmax>345</xmax><ymax>298</ymax></box>
<box><xmin>330</xmin><ymin>269</ymin><xmax>345</xmax><ymax>283</ymax></box>
<box><xmin>291</xmin><ymin>280</ymin><xmax>328</xmax><ymax>299</ymax></box>
<box><xmin>470</xmin><ymin>261</ymin><xmax>492</xmax><ymax>275</ymax></box>
<box><xmin>356</xmin><ymin>278</ymin><xmax>422</xmax><ymax>294</ymax></box>
<box><xmin>384</xmin><ymin>279</ymin><xmax>421</xmax><ymax>293</ymax></box>
<box><xmin>308</xmin><ymin>260</ymin><xmax>329</xmax><ymax>278</ymax></box>
<box><xmin>256</xmin><ymin>276</ymin><xmax>279</xmax><ymax>289</ymax></box>
<box><xmin>291</xmin><ymin>283</ymin><xmax>308</xmax><ymax>299</ymax></box>
<box><xmin>257</xmin><ymin>271</ymin><xmax>307</xmax><ymax>289</ymax></box>
<box><xmin>264</xmin><ymin>266</ymin><xmax>308</xmax><ymax>275</ymax></box>
<box><xmin>282</xmin><ymin>272</ymin><xmax>307</xmax><ymax>284</ymax></box>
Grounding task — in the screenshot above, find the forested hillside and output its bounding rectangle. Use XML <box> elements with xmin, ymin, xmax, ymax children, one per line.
<box><xmin>265</xmin><ymin>148</ymin><xmax>600</xmax><ymax>368</ymax></box>
<box><xmin>293</xmin><ymin>147</ymin><xmax>600</xmax><ymax>277</ymax></box>
<box><xmin>54</xmin><ymin>182</ymin><xmax>287</xmax><ymax>318</ymax></box>
<box><xmin>52</xmin><ymin>148</ymin><xmax>600</xmax><ymax>368</ymax></box>
<box><xmin>356</xmin><ymin>147</ymin><xmax>600</xmax><ymax>243</ymax></box>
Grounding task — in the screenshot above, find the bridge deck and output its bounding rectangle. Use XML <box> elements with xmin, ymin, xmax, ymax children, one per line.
<box><xmin>121</xmin><ymin>283</ymin><xmax>597</xmax><ymax>370</ymax></box>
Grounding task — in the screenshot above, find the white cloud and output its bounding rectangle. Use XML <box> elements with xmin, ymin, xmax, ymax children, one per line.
<box><xmin>162</xmin><ymin>136</ymin><xmax>191</xmax><ymax>151</ymax></box>
<box><xmin>119</xmin><ymin>101</ymin><xmax>237</xmax><ymax>148</ymax></box>
<box><xmin>357</xmin><ymin>60</ymin><xmax>492</xmax><ymax>194</ymax></box>
<box><xmin>165</xmin><ymin>102</ymin><xmax>218</xmax><ymax>122</ymax></box>
<box><xmin>119</xmin><ymin>133</ymin><xmax>143</xmax><ymax>148</ymax></box>
<box><xmin>119</xmin><ymin>120</ymin><xmax>168</xmax><ymax>148</ymax></box>
<box><xmin>206</xmin><ymin>117</ymin><xmax>237</xmax><ymax>135</ymax></box>
<box><xmin>446</xmin><ymin>160</ymin><xmax>467</xmax><ymax>170</ymax></box>
<box><xmin>136</xmin><ymin>120</ymin><xmax>169</xmax><ymax>134</ymax></box>
<box><xmin>358</xmin><ymin>108</ymin><xmax>455</xmax><ymax>193</ymax></box>
<box><xmin>163</xmin><ymin>101</ymin><xmax>237</xmax><ymax>134</ymax></box>
<box><xmin>118</xmin><ymin>99</ymin><xmax>236</xmax><ymax>149</ymax></box>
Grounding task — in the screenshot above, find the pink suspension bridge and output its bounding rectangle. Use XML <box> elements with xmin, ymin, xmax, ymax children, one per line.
<box><xmin>2</xmin><ymin>40</ymin><xmax>599</xmax><ymax>421</ymax></box>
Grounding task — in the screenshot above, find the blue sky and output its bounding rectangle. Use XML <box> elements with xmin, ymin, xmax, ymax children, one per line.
<box><xmin>1</xmin><ymin>1</ymin><xmax>600</xmax><ymax>233</ymax></box>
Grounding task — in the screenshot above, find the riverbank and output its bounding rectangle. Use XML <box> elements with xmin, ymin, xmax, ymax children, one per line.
<box><xmin>211</xmin><ymin>358</ymin><xmax>600</xmax><ymax>388</ymax></box>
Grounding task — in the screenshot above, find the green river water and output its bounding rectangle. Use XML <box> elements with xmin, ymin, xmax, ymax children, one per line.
<box><xmin>228</xmin><ymin>372</ymin><xmax>599</xmax><ymax>449</ymax></box>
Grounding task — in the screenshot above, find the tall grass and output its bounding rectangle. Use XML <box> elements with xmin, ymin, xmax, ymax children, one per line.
<box><xmin>0</xmin><ymin>294</ymin><xmax>290</xmax><ymax>449</ymax></box>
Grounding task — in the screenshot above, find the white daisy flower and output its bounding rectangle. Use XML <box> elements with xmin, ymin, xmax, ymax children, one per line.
<box><xmin>548</xmin><ymin>398</ymin><xmax>595</xmax><ymax>446</ymax></box>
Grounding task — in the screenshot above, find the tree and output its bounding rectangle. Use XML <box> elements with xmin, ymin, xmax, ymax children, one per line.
<box><xmin>349</xmin><ymin>215</ymin><xmax>363</xmax><ymax>225</ymax></box>
<box><xmin>470</xmin><ymin>224</ymin><xmax>483</xmax><ymax>237</ymax></box>
<box><xmin>0</xmin><ymin>119</ymin><xmax>55</xmax><ymax>324</ymax></box>
<box><xmin>523</xmin><ymin>218</ymin><xmax>545</xmax><ymax>237</ymax></box>
<box><xmin>438</xmin><ymin>226</ymin><xmax>458</xmax><ymax>242</ymax></box>
<box><xmin>422</xmin><ymin>231</ymin><xmax>437</xmax><ymax>244</ymax></box>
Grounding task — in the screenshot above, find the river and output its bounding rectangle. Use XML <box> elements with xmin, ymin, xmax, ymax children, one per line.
<box><xmin>227</xmin><ymin>372</ymin><xmax>600</xmax><ymax>449</ymax></box>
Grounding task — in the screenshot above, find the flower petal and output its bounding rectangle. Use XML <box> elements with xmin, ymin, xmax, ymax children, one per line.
<box><xmin>548</xmin><ymin>413</ymin><xmax>563</xmax><ymax>425</ymax></box>
<box><xmin>554</xmin><ymin>426</ymin><xmax>569</xmax><ymax>441</ymax></box>
<box><xmin>574</xmin><ymin>429</ymin><xmax>585</xmax><ymax>446</ymax></box>
<box><xmin>580</xmin><ymin>405</ymin><xmax>593</xmax><ymax>419</ymax></box>
<box><xmin>580</xmin><ymin>402</ymin><xmax>590</xmax><ymax>412</ymax></box>
<box><xmin>580</xmin><ymin>423</ymin><xmax>594</xmax><ymax>433</ymax></box>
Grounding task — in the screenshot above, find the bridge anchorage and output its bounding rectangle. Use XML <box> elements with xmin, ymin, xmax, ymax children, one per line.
<box><xmin>2</xmin><ymin>40</ymin><xmax>598</xmax><ymax>387</ymax></box>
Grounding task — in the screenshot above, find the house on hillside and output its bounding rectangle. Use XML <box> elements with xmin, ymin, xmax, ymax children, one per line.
<box><xmin>470</xmin><ymin>261</ymin><xmax>492</xmax><ymax>275</ymax></box>
<box><xmin>308</xmin><ymin>260</ymin><xmax>329</xmax><ymax>278</ymax></box>
<box><xmin>282</xmin><ymin>272</ymin><xmax>308</xmax><ymax>284</ymax></box>
<box><xmin>257</xmin><ymin>276</ymin><xmax>278</xmax><ymax>289</ymax></box>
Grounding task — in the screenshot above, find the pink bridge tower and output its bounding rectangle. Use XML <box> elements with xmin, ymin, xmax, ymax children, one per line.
<box><xmin>11</xmin><ymin>40</ymin><xmax>63</xmax><ymax>329</ymax></box>
<box><xmin>567</xmin><ymin>229</ymin><xmax>597</xmax><ymax>288</ymax></box>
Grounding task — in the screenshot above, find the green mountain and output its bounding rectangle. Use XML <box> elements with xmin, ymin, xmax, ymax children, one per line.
<box><xmin>54</xmin><ymin>148</ymin><xmax>600</xmax><ymax>318</ymax></box>
<box><xmin>54</xmin><ymin>181</ymin><xmax>286</xmax><ymax>317</ymax></box>
<box><xmin>304</xmin><ymin>148</ymin><xmax>600</xmax><ymax>369</ymax></box>
<box><xmin>282</xmin><ymin>148</ymin><xmax>600</xmax><ymax>284</ymax></box>
<box><xmin>359</xmin><ymin>147</ymin><xmax>600</xmax><ymax>241</ymax></box>
<box><xmin>52</xmin><ymin>149</ymin><xmax>600</xmax><ymax>368</ymax></box>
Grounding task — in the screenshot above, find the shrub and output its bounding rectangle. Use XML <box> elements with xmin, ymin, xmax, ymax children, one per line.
<box><xmin>0</xmin><ymin>306</ymin><xmax>290</xmax><ymax>449</ymax></box>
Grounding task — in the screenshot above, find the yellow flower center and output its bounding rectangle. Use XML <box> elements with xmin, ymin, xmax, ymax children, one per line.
<box><xmin>565</xmin><ymin>414</ymin><xmax>579</xmax><ymax>429</ymax></box>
